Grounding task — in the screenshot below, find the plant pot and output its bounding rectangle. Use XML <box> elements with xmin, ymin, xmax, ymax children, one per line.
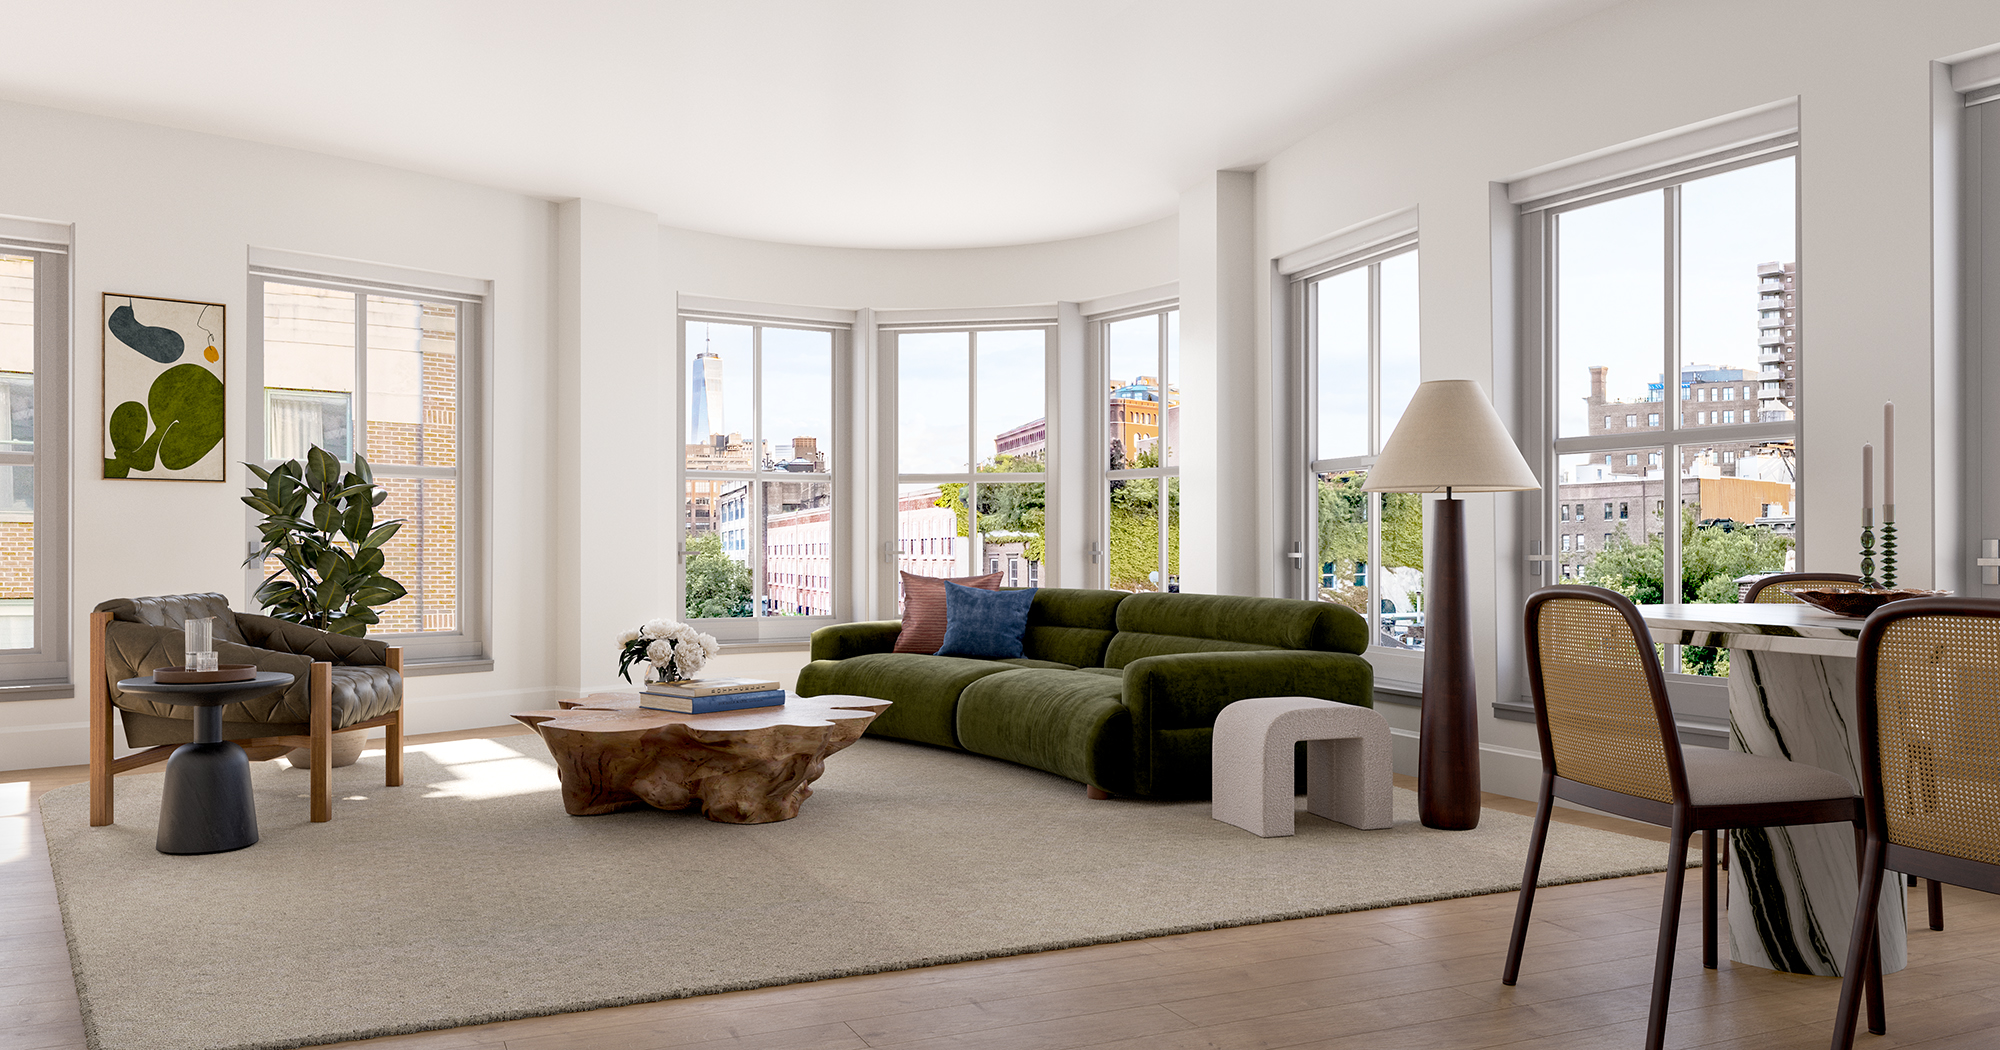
<box><xmin>285</xmin><ymin>729</ymin><xmax>368</xmax><ymax>770</ymax></box>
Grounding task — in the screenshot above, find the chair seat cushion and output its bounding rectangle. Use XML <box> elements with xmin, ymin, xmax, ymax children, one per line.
<box><xmin>1681</xmin><ymin>747</ymin><xmax>1855</xmax><ymax>807</ymax></box>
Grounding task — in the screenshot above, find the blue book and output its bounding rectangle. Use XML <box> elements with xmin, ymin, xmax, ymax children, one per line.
<box><xmin>638</xmin><ymin>688</ymin><xmax>787</xmax><ymax>714</ymax></box>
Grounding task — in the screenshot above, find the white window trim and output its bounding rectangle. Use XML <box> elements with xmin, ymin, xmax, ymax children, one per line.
<box><xmin>1507</xmin><ymin>111</ymin><xmax>1803</xmax><ymax>746</ymax></box>
<box><xmin>0</xmin><ymin>225</ymin><xmax>71</xmax><ymax>700</ymax></box>
<box><xmin>881</xmin><ymin>318</ymin><xmax>1056</xmax><ymax>608</ymax></box>
<box><xmin>1285</xmin><ymin>235</ymin><xmax>1427</xmax><ymax>683</ymax></box>
<box><xmin>244</xmin><ymin>262</ymin><xmax>491</xmax><ymax>674</ymax></box>
<box><xmin>1085</xmin><ymin>301</ymin><xmax>1179</xmax><ymax>593</ymax></box>
<box><xmin>678</xmin><ymin>311</ymin><xmax>853</xmax><ymax>643</ymax></box>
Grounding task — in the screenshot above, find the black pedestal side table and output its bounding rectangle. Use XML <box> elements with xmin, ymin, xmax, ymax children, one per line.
<box><xmin>114</xmin><ymin>671</ymin><xmax>294</xmax><ymax>855</ymax></box>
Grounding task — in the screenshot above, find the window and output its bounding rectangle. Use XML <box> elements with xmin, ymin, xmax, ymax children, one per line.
<box><xmin>1620</xmin><ymin>502</ymin><xmax>1630</xmax><ymax>519</ymax></box>
<box><xmin>1299</xmin><ymin>243</ymin><xmax>1422</xmax><ymax>650</ymax></box>
<box><xmin>1603</xmin><ymin>502</ymin><xmax>1614</xmax><ymax>520</ymax></box>
<box><xmin>1523</xmin><ymin>138</ymin><xmax>1799</xmax><ymax>680</ymax></box>
<box><xmin>1102</xmin><ymin>308</ymin><xmax>1177</xmax><ymax>592</ymax></box>
<box><xmin>1625</xmin><ymin>414</ymin><xmax>1637</xmax><ymax>427</ymax></box>
<box><xmin>0</xmin><ymin>233</ymin><xmax>68</xmax><ymax>696</ymax></box>
<box><xmin>894</xmin><ymin>323</ymin><xmax>1049</xmax><ymax>607</ymax></box>
<box><xmin>1574</xmin><ymin>503</ymin><xmax>1584</xmax><ymax>519</ymax></box>
<box><xmin>251</xmin><ymin>266</ymin><xmax>484</xmax><ymax>669</ymax></box>
<box><xmin>682</xmin><ymin>317</ymin><xmax>842</xmax><ymax>634</ymax></box>
<box><xmin>1561</xmin><ymin>534</ymin><xmax>1571</xmax><ymax>552</ymax></box>
<box><xmin>1648</xmin><ymin>413</ymin><xmax>1661</xmax><ymax>427</ymax></box>
<box><xmin>1560</xmin><ymin>504</ymin><xmax>1569</xmax><ymax>521</ymax></box>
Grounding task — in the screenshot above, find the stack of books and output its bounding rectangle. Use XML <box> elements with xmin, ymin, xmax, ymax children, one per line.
<box><xmin>639</xmin><ymin>676</ymin><xmax>785</xmax><ymax>714</ymax></box>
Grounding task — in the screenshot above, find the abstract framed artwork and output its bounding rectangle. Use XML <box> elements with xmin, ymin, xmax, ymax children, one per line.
<box><xmin>102</xmin><ymin>293</ymin><xmax>226</xmax><ymax>481</ymax></box>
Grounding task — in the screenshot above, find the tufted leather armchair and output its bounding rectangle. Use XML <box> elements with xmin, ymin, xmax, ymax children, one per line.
<box><xmin>88</xmin><ymin>592</ymin><xmax>404</xmax><ymax>826</ymax></box>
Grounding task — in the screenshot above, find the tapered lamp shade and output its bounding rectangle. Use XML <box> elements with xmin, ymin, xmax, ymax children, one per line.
<box><xmin>1362</xmin><ymin>380</ymin><xmax>1538</xmax><ymax>493</ymax></box>
<box><xmin>1356</xmin><ymin>379</ymin><xmax>1535</xmax><ymax>831</ymax></box>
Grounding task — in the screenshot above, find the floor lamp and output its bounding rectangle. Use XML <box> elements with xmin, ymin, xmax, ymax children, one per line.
<box><xmin>1363</xmin><ymin>380</ymin><xmax>1538</xmax><ymax>830</ymax></box>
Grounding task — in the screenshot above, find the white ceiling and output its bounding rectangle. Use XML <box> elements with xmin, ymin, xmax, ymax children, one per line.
<box><xmin>1</xmin><ymin>1</ymin><xmax>1618</xmax><ymax>249</ymax></box>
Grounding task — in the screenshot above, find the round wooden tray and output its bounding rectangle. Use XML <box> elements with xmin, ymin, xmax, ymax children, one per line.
<box><xmin>153</xmin><ymin>663</ymin><xmax>258</xmax><ymax>684</ymax></box>
<box><xmin>1793</xmin><ymin>589</ymin><xmax>1949</xmax><ymax>618</ymax></box>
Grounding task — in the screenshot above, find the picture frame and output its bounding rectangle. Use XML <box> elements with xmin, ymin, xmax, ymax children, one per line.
<box><xmin>101</xmin><ymin>293</ymin><xmax>226</xmax><ymax>481</ymax></box>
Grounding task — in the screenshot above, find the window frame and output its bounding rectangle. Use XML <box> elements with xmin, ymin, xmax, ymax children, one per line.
<box><xmin>0</xmin><ymin>231</ymin><xmax>70</xmax><ymax>699</ymax></box>
<box><xmin>883</xmin><ymin>319</ymin><xmax>1054</xmax><ymax>605</ymax></box>
<box><xmin>1293</xmin><ymin>235</ymin><xmax>1424</xmax><ymax>658</ymax></box>
<box><xmin>1089</xmin><ymin>304</ymin><xmax>1178</xmax><ymax>593</ymax></box>
<box><xmin>678</xmin><ymin>310</ymin><xmax>852</xmax><ymax>644</ymax></box>
<box><xmin>245</xmin><ymin>264</ymin><xmax>489</xmax><ymax>673</ymax></box>
<box><xmin>1515</xmin><ymin>134</ymin><xmax>1801</xmax><ymax>738</ymax></box>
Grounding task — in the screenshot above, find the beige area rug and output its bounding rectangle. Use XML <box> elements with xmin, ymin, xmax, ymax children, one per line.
<box><xmin>41</xmin><ymin>733</ymin><xmax>1681</xmax><ymax>1050</ymax></box>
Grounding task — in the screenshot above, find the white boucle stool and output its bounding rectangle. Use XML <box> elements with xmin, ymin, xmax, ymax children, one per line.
<box><xmin>1211</xmin><ymin>696</ymin><xmax>1393</xmax><ymax>836</ymax></box>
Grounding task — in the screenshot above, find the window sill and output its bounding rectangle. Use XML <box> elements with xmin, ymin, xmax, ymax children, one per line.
<box><xmin>0</xmin><ymin>679</ymin><xmax>76</xmax><ymax>702</ymax></box>
<box><xmin>400</xmin><ymin>657</ymin><xmax>495</xmax><ymax>677</ymax></box>
<box><xmin>718</xmin><ymin>640</ymin><xmax>811</xmax><ymax>653</ymax></box>
<box><xmin>1493</xmin><ymin>696</ymin><xmax>1728</xmax><ymax>749</ymax></box>
<box><xmin>1370</xmin><ymin>678</ymin><xmax>1421</xmax><ymax>707</ymax></box>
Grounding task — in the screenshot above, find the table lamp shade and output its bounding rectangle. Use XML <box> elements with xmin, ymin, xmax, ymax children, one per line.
<box><xmin>1362</xmin><ymin>379</ymin><xmax>1538</xmax><ymax>493</ymax></box>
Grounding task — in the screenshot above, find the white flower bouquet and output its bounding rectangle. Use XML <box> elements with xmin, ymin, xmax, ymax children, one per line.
<box><xmin>616</xmin><ymin>618</ymin><xmax>721</xmax><ymax>684</ymax></box>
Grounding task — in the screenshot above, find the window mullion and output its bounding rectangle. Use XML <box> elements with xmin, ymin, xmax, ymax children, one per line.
<box><xmin>353</xmin><ymin>292</ymin><xmax>369</xmax><ymax>462</ymax></box>
<box><xmin>750</xmin><ymin>324</ymin><xmax>765</xmax><ymax>617</ymax></box>
<box><xmin>1662</xmin><ymin>185</ymin><xmax>1682</xmax><ymax>612</ymax></box>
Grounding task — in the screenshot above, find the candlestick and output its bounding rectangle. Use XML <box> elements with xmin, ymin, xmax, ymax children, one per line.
<box><xmin>1860</xmin><ymin>518</ymin><xmax>1879</xmax><ymax>589</ymax></box>
<box><xmin>1862</xmin><ymin>443</ymin><xmax>1873</xmax><ymax>516</ymax></box>
<box><xmin>1881</xmin><ymin>517</ymin><xmax>1898</xmax><ymax>589</ymax></box>
<box><xmin>1884</xmin><ymin>402</ymin><xmax>1895</xmax><ymax>509</ymax></box>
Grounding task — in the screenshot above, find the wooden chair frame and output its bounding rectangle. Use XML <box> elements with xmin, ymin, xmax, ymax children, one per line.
<box><xmin>87</xmin><ymin>609</ymin><xmax>404</xmax><ymax>826</ymax></box>
<box><xmin>1506</xmin><ymin>586</ymin><xmax>1878</xmax><ymax>1050</ymax></box>
<box><xmin>1831</xmin><ymin>597</ymin><xmax>2000</xmax><ymax>1047</ymax></box>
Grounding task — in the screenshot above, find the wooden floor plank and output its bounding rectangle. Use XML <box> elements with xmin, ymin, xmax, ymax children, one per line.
<box><xmin>6</xmin><ymin>735</ymin><xmax>1999</xmax><ymax>1050</ymax></box>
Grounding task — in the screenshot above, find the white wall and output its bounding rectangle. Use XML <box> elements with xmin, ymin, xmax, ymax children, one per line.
<box><xmin>1246</xmin><ymin>0</ymin><xmax>2000</xmax><ymax>798</ymax></box>
<box><xmin>0</xmin><ymin>99</ymin><xmax>560</xmax><ymax>770</ymax></box>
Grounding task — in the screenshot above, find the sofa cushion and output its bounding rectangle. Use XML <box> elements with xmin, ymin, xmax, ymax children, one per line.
<box><xmin>894</xmin><ymin>571</ymin><xmax>1002</xmax><ymax>654</ymax></box>
<box><xmin>793</xmin><ymin>652</ymin><xmax>1017</xmax><ymax>749</ymax></box>
<box><xmin>935</xmin><ymin>583</ymin><xmax>1036</xmax><ymax>659</ymax></box>
<box><xmin>957</xmin><ymin>669</ymin><xmax>1133</xmax><ymax>795</ymax></box>
<box><xmin>1020</xmin><ymin>588</ymin><xmax>1126</xmax><ymax>667</ymax></box>
<box><xmin>1104</xmin><ymin>592</ymin><xmax>1367</xmax><ymax>668</ymax></box>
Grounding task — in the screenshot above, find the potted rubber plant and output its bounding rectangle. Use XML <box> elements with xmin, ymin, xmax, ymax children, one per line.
<box><xmin>242</xmin><ymin>445</ymin><xmax>407</xmax><ymax>636</ymax></box>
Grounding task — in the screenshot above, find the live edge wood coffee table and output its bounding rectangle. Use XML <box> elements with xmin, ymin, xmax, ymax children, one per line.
<box><xmin>513</xmin><ymin>692</ymin><xmax>889</xmax><ymax>824</ymax></box>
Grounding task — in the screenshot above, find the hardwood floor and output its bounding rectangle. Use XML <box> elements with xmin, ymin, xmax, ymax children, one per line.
<box><xmin>5</xmin><ymin>727</ymin><xmax>1997</xmax><ymax>1050</ymax></box>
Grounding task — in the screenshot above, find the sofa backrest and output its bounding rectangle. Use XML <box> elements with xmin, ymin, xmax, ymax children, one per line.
<box><xmin>1102</xmin><ymin>591</ymin><xmax>1367</xmax><ymax>669</ymax></box>
<box><xmin>1020</xmin><ymin>588</ymin><xmax>1127</xmax><ymax>667</ymax></box>
<box><xmin>96</xmin><ymin>593</ymin><xmax>249</xmax><ymax>646</ymax></box>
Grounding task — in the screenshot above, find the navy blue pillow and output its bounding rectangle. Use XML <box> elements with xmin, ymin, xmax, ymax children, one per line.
<box><xmin>934</xmin><ymin>582</ymin><xmax>1037</xmax><ymax>659</ymax></box>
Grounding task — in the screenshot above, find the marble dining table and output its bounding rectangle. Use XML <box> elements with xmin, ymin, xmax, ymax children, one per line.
<box><xmin>1635</xmin><ymin>602</ymin><xmax>1906</xmax><ymax>977</ymax></box>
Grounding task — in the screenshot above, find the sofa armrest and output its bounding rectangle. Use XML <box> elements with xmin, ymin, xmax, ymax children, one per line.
<box><xmin>809</xmin><ymin>621</ymin><xmax>904</xmax><ymax>662</ymax></box>
<box><xmin>103</xmin><ymin>620</ymin><xmax>316</xmax><ymax>719</ymax></box>
<box><xmin>1120</xmin><ymin>649</ymin><xmax>1375</xmax><ymax>797</ymax></box>
<box><xmin>1121</xmin><ymin>649</ymin><xmax>1376</xmax><ymax>734</ymax></box>
<box><xmin>235</xmin><ymin>612</ymin><xmax>390</xmax><ymax>666</ymax></box>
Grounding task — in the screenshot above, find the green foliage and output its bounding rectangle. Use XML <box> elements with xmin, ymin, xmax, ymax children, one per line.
<box><xmin>1583</xmin><ymin>505</ymin><xmax>1791</xmax><ymax>676</ymax></box>
<box><xmin>684</xmin><ymin>531</ymin><xmax>752</xmax><ymax>618</ymax></box>
<box><xmin>240</xmin><ymin>446</ymin><xmax>407</xmax><ymax>637</ymax></box>
<box><xmin>938</xmin><ymin>453</ymin><xmax>1049</xmax><ymax>563</ymax></box>
<box><xmin>104</xmin><ymin>363</ymin><xmax>225</xmax><ymax>477</ymax></box>
<box><xmin>1314</xmin><ymin>474</ymin><xmax>1424</xmax><ymax>613</ymax></box>
<box><xmin>1108</xmin><ymin>448</ymin><xmax>1178</xmax><ymax>589</ymax></box>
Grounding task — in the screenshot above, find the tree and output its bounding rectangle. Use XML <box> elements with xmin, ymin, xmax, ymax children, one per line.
<box><xmin>684</xmin><ymin>531</ymin><xmax>752</xmax><ymax>618</ymax></box>
<box><xmin>937</xmin><ymin>453</ymin><xmax>1048</xmax><ymax>563</ymax></box>
<box><xmin>1584</xmin><ymin>504</ymin><xmax>1793</xmax><ymax>674</ymax></box>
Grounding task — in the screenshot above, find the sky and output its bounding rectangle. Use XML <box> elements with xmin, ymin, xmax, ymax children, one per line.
<box><xmin>1555</xmin><ymin>156</ymin><xmax>1796</xmax><ymax>438</ymax></box>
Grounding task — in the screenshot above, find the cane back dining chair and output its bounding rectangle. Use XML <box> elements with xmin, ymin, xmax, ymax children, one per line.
<box><xmin>1747</xmin><ymin>571</ymin><xmax>1947</xmax><ymax>931</ymax></box>
<box><xmin>1745</xmin><ymin>571</ymin><xmax>1868</xmax><ymax>605</ymax></box>
<box><xmin>89</xmin><ymin>593</ymin><xmax>404</xmax><ymax>825</ymax></box>
<box><xmin>1507</xmin><ymin>585</ymin><xmax>1877</xmax><ymax>1050</ymax></box>
<box><xmin>1830</xmin><ymin>597</ymin><xmax>2000</xmax><ymax>1047</ymax></box>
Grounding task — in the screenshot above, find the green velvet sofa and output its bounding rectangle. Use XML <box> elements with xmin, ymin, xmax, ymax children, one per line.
<box><xmin>795</xmin><ymin>588</ymin><xmax>1372</xmax><ymax>798</ymax></box>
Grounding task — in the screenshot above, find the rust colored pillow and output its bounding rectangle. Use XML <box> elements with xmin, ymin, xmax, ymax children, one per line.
<box><xmin>895</xmin><ymin>570</ymin><xmax>1003</xmax><ymax>654</ymax></box>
